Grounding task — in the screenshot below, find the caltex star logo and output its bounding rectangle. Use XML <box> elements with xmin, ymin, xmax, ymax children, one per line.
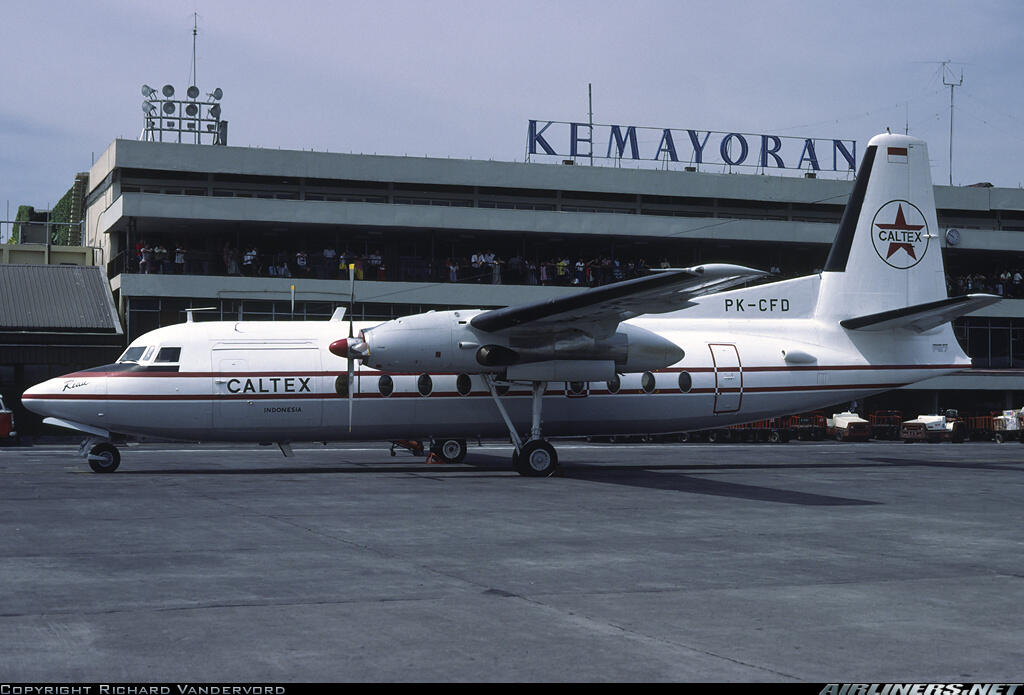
<box><xmin>871</xmin><ymin>200</ymin><xmax>929</xmax><ymax>269</ymax></box>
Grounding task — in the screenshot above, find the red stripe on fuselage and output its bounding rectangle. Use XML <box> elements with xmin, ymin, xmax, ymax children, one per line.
<box><xmin>63</xmin><ymin>364</ymin><xmax>966</xmax><ymax>379</ymax></box>
<box><xmin>23</xmin><ymin>381</ymin><xmax>912</xmax><ymax>401</ymax></box>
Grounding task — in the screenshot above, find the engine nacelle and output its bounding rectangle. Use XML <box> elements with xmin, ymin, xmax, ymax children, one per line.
<box><xmin>358</xmin><ymin>310</ymin><xmax>484</xmax><ymax>372</ymax></box>
<box><xmin>357</xmin><ymin>310</ymin><xmax>684</xmax><ymax>376</ymax></box>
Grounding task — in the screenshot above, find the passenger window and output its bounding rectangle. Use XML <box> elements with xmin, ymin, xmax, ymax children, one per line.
<box><xmin>678</xmin><ymin>372</ymin><xmax>692</xmax><ymax>393</ymax></box>
<box><xmin>417</xmin><ymin>374</ymin><xmax>433</xmax><ymax>396</ymax></box>
<box><xmin>641</xmin><ymin>371</ymin><xmax>656</xmax><ymax>394</ymax></box>
<box><xmin>378</xmin><ymin>374</ymin><xmax>394</xmax><ymax>397</ymax></box>
<box><xmin>155</xmin><ymin>347</ymin><xmax>182</xmax><ymax>363</ymax></box>
<box><xmin>456</xmin><ymin>373</ymin><xmax>472</xmax><ymax>396</ymax></box>
<box><xmin>567</xmin><ymin>381</ymin><xmax>586</xmax><ymax>396</ymax></box>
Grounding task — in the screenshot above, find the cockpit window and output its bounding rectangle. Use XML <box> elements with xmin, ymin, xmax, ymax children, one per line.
<box><xmin>154</xmin><ymin>347</ymin><xmax>182</xmax><ymax>363</ymax></box>
<box><xmin>118</xmin><ymin>347</ymin><xmax>146</xmax><ymax>363</ymax></box>
<box><xmin>141</xmin><ymin>346</ymin><xmax>156</xmax><ymax>362</ymax></box>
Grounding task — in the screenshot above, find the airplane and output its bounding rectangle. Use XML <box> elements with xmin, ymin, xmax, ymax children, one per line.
<box><xmin>22</xmin><ymin>133</ymin><xmax>1000</xmax><ymax>476</ymax></box>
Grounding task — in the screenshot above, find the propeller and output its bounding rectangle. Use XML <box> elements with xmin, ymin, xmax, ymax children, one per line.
<box><xmin>333</xmin><ymin>263</ymin><xmax>363</xmax><ymax>431</ymax></box>
<box><xmin>328</xmin><ymin>332</ymin><xmax>366</xmax><ymax>431</ymax></box>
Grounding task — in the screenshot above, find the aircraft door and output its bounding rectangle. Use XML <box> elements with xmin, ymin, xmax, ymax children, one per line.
<box><xmin>212</xmin><ymin>348</ymin><xmax>323</xmax><ymax>433</ymax></box>
<box><xmin>709</xmin><ymin>343</ymin><xmax>742</xmax><ymax>413</ymax></box>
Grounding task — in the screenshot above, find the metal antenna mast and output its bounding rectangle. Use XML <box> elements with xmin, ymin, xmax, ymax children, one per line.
<box><xmin>942</xmin><ymin>60</ymin><xmax>963</xmax><ymax>186</ymax></box>
<box><xmin>588</xmin><ymin>83</ymin><xmax>594</xmax><ymax>166</ymax></box>
<box><xmin>191</xmin><ymin>12</ymin><xmax>199</xmax><ymax>87</ymax></box>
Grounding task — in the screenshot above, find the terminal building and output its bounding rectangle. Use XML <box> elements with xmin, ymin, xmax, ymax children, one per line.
<box><xmin>80</xmin><ymin>136</ymin><xmax>1024</xmax><ymax>415</ymax></box>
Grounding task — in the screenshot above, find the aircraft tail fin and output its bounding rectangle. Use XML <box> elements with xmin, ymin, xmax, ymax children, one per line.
<box><xmin>815</xmin><ymin>133</ymin><xmax>950</xmax><ymax>322</ymax></box>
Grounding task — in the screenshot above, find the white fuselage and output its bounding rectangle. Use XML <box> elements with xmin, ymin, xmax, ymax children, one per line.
<box><xmin>22</xmin><ymin>307</ymin><xmax>965</xmax><ymax>443</ymax></box>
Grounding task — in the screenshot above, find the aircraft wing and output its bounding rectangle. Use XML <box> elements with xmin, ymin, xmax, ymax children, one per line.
<box><xmin>470</xmin><ymin>263</ymin><xmax>767</xmax><ymax>338</ymax></box>
<box><xmin>840</xmin><ymin>294</ymin><xmax>1002</xmax><ymax>332</ymax></box>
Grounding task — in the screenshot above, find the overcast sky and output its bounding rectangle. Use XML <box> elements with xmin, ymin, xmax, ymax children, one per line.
<box><xmin>2</xmin><ymin>0</ymin><xmax>1023</xmax><ymax>228</ymax></box>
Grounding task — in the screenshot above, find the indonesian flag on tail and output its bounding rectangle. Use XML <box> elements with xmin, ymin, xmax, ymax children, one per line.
<box><xmin>887</xmin><ymin>146</ymin><xmax>908</xmax><ymax>164</ymax></box>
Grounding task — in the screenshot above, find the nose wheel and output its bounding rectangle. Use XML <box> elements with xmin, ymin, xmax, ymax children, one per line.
<box><xmin>87</xmin><ymin>442</ymin><xmax>120</xmax><ymax>473</ymax></box>
<box><xmin>485</xmin><ymin>377</ymin><xmax>559</xmax><ymax>477</ymax></box>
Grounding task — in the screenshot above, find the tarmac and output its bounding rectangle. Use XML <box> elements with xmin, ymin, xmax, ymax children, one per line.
<box><xmin>0</xmin><ymin>439</ymin><xmax>1022</xmax><ymax>682</ymax></box>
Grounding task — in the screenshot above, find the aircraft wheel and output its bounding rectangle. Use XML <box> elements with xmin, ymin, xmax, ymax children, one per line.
<box><xmin>768</xmin><ymin>430</ymin><xmax>781</xmax><ymax>444</ymax></box>
<box><xmin>514</xmin><ymin>440</ymin><xmax>558</xmax><ymax>477</ymax></box>
<box><xmin>88</xmin><ymin>443</ymin><xmax>120</xmax><ymax>473</ymax></box>
<box><xmin>432</xmin><ymin>438</ymin><xmax>467</xmax><ymax>463</ymax></box>
<box><xmin>994</xmin><ymin>433</ymin><xmax>1004</xmax><ymax>444</ymax></box>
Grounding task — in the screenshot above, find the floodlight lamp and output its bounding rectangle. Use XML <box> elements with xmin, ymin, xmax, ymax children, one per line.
<box><xmin>209</xmin><ymin>104</ymin><xmax>221</xmax><ymax>119</ymax></box>
<box><xmin>142</xmin><ymin>101</ymin><xmax>157</xmax><ymax>115</ymax></box>
<box><xmin>142</xmin><ymin>84</ymin><xmax>156</xmax><ymax>97</ymax></box>
<box><xmin>162</xmin><ymin>101</ymin><xmax>176</xmax><ymax>115</ymax></box>
<box><xmin>187</xmin><ymin>85</ymin><xmax>200</xmax><ymax>99</ymax></box>
<box><xmin>206</xmin><ymin>124</ymin><xmax>216</xmax><ymax>131</ymax></box>
<box><xmin>210</xmin><ymin>87</ymin><xmax>223</xmax><ymax>100</ymax></box>
<box><xmin>162</xmin><ymin>84</ymin><xmax>175</xmax><ymax>98</ymax></box>
<box><xmin>185</xmin><ymin>103</ymin><xmax>199</xmax><ymax>116</ymax></box>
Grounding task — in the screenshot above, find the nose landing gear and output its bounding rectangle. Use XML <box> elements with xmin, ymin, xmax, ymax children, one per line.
<box><xmin>80</xmin><ymin>438</ymin><xmax>120</xmax><ymax>473</ymax></box>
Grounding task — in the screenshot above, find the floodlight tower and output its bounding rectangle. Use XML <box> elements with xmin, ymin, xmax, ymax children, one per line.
<box><xmin>138</xmin><ymin>15</ymin><xmax>226</xmax><ymax>145</ymax></box>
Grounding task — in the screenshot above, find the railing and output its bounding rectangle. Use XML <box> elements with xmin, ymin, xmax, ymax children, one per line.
<box><xmin>105</xmin><ymin>249</ymin><xmax>662</xmax><ymax>288</ymax></box>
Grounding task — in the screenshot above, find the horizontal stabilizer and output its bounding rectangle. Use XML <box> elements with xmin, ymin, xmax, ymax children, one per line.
<box><xmin>840</xmin><ymin>294</ymin><xmax>1001</xmax><ymax>332</ymax></box>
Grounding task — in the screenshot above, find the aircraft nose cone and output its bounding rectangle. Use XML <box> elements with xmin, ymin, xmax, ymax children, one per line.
<box><xmin>329</xmin><ymin>339</ymin><xmax>352</xmax><ymax>358</ymax></box>
<box><xmin>21</xmin><ymin>380</ymin><xmax>53</xmax><ymax>416</ymax></box>
<box><xmin>329</xmin><ymin>338</ymin><xmax>367</xmax><ymax>358</ymax></box>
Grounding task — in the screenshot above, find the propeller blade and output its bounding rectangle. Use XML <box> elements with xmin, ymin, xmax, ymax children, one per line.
<box><xmin>348</xmin><ymin>263</ymin><xmax>356</xmax><ymax>339</ymax></box>
<box><xmin>348</xmin><ymin>262</ymin><xmax>355</xmax><ymax>431</ymax></box>
<box><xmin>347</xmin><ymin>356</ymin><xmax>354</xmax><ymax>432</ymax></box>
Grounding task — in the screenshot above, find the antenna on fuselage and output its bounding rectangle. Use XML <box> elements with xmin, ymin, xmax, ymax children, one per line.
<box><xmin>185</xmin><ymin>306</ymin><xmax>218</xmax><ymax>323</ymax></box>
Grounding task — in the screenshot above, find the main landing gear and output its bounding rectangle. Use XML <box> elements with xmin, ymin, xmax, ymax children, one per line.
<box><xmin>485</xmin><ymin>377</ymin><xmax>558</xmax><ymax>477</ymax></box>
<box><xmin>79</xmin><ymin>437</ymin><xmax>120</xmax><ymax>473</ymax></box>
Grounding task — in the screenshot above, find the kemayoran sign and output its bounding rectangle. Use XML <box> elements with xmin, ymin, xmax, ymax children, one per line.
<box><xmin>527</xmin><ymin>119</ymin><xmax>857</xmax><ymax>174</ymax></box>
